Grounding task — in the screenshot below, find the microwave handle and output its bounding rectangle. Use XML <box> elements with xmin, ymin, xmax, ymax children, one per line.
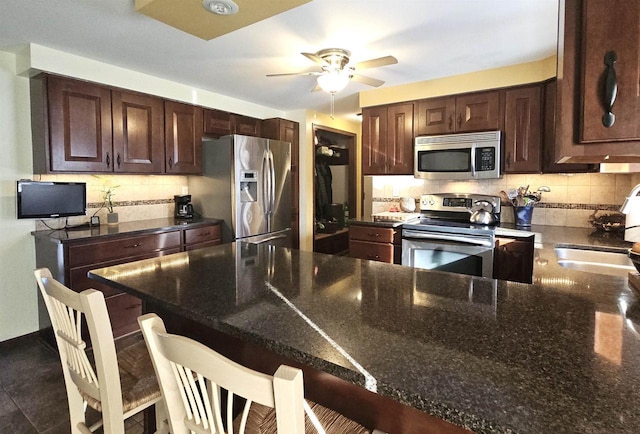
<box><xmin>470</xmin><ymin>144</ymin><xmax>476</xmax><ymax>177</ymax></box>
<box><xmin>402</xmin><ymin>230</ymin><xmax>494</xmax><ymax>247</ymax></box>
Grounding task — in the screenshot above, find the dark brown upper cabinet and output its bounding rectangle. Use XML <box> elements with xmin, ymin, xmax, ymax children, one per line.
<box><xmin>32</xmin><ymin>75</ymin><xmax>113</xmax><ymax>173</ymax></box>
<box><xmin>362</xmin><ymin>103</ymin><xmax>414</xmax><ymax>175</ymax></box>
<box><xmin>164</xmin><ymin>101</ymin><xmax>203</xmax><ymax>175</ymax></box>
<box><xmin>232</xmin><ymin>114</ymin><xmax>262</xmax><ymax>137</ymax></box>
<box><xmin>203</xmin><ymin>108</ymin><xmax>233</xmax><ymax>137</ymax></box>
<box><xmin>553</xmin><ymin>0</ymin><xmax>640</xmax><ymax>164</ymax></box>
<box><xmin>416</xmin><ymin>90</ymin><xmax>500</xmax><ymax>136</ymax></box>
<box><xmin>503</xmin><ymin>84</ymin><xmax>542</xmax><ymax>173</ymax></box>
<box><xmin>32</xmin><ymin>74</ymin><xmax>165</xmax><ymax>174</ymax></box>
<box><xmin>579</xmin><ymin>0</ymin><xmax>640</xmax><ymax>143</ymax></box>
<box><xmin>111</xmin><ymin>91</ymin><xmax>165</xmax><ymax>173</ymax></box>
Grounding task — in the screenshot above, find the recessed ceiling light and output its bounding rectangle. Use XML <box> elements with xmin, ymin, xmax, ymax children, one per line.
<box><xmin>202</xmin><ymin>0</ymin><xmax>239</xmax><ymax>16</ymax></box>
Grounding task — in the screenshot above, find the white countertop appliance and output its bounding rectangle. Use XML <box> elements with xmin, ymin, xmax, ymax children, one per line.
<box><xmin>621</xmin><ymin>183</ymin><xmax>640</xmax><ymax>242</ymax></box>
<box><xmin>402</xmin><ymin>193</ymin><xmax>501</xmax><ymax>278</ymax></box>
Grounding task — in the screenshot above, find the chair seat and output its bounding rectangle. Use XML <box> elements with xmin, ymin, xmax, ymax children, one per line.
<box><xmin>240</xmin><ymin>399</ymin><xmax>369</xmax><ymax>434</ymax></box>
<box><xmin>82</xmin><ymin>340</ymin><xmax>161</xmax><ymax>414</ymax></box>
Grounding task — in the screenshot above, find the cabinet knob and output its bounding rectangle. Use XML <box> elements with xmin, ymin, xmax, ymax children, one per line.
<box><xmin>106</xmin><ymin>152</ymin><xmax>111</xmax><ymax>168</ymax></box>
<box><xmin>116</xmin><ymin>153</ymin><xmax>121</xmax><ymax>168</ymax></box>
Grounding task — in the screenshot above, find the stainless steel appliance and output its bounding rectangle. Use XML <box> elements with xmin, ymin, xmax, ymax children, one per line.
<box><xmin>402</xmin><ymin>193</ymin><xmax>501</xmax><ymax>278</ymax></box>
<box><xmin>189</xmin><ymin>135</ymin><xmax>291</xmax><ymax>246</ymax></box>
<box><xmin>414</xmin><ymin>130</ymin><xmax>501</xmax><ymax>180</ymax></box>
<box><xmin>174</xmin><ymin>194</ymin><xmax>194</xmax><ymax>219</ymax></box>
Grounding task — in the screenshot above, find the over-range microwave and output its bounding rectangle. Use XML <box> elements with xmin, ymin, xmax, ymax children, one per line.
<box><xmin>414</xmin><ymin>130</ymin><xmax>501</xmax><ymax>180</ymax></box>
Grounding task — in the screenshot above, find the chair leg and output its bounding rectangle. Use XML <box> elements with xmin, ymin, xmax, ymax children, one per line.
<box><xmin>154</xmin><ymin>400</ymin><xmax>170</xmax><ymax>434</ymax></box>
<box><xmin>65</xmin><ymin>375</ymin><xmax>88</xmax><ymax>434</ymax></box>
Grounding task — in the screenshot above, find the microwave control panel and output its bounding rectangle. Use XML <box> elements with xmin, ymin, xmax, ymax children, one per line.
<box><xmin>475</xmin><ymin>147</ymin><xmax>496</xmax><ymax>171</ymax></box>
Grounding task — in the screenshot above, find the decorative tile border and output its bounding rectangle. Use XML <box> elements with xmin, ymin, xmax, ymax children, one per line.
<box><xmin>88</xmin><ymin>199</ymin><xmax>173</xmax><ymax>208</ymax></box>
<box><xmin>372</xmin><ymin>198</ymin><xmax>622</xmax><ymax>212</ymax></box>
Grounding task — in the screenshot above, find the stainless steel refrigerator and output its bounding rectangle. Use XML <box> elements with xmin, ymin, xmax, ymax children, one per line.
<box><xmin>189</xmin><ymin>135</ymin><xmax>292</xmax><ymax>246</ymax></box>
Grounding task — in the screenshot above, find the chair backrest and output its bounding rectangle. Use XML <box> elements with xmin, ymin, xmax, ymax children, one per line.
<box><xmin>34</xmin><ymin>268</ymin><xmax>125</xmax><ymax>434</ymax></box>
<box><xmin>138</xmin><ymin>313</ymin><xmax>306</xmax><ymax>434</ymax></box>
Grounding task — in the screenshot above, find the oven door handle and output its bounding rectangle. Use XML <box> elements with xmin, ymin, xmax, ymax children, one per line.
<box><xmin>403</xmin><ymin>230</ymin><xmax>494</xmax><ymax>247</ymax></box>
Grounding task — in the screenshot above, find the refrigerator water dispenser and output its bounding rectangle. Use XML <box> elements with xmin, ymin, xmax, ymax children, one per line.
<box><xmin>240</xmin><ymin>170</ymin><xmax>257</xmax><ymax>202</ymax></box>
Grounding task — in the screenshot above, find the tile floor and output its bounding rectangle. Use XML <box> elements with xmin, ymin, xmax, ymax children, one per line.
<box><xmin>0</xmin><ymin>333</ymin><xmax>145</xmax><ymax>433</ymax></box>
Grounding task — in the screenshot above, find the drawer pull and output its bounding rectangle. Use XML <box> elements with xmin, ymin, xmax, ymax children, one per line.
<box><xmin>125</xmin><ymin>304</ymin><xmax>140</xmax><ymax>310</ymax></box>
<box><xmin>124</xmin><ymin>243</ymin><xmax>143</xmax><ymax>249</ymax></box>
<box><xmin>367</xmin><ymin>255</ymin><xmax>380</xmax><ymax>260</ymax></box>
<box><xmin>199</xmin><ymin>232</ymin><xmax>210</xmax><ymax>237</ymax></box>
<box><xmin>367</xmin><ymin>232</ymin><xmax>381</xmax><ymax>237</ymax></box>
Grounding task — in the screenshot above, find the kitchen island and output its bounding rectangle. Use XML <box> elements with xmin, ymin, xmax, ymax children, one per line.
<box><xmin>88</xmin><ymin>225</ymin><xmax>640</xmax><ymax>434</ymax></box>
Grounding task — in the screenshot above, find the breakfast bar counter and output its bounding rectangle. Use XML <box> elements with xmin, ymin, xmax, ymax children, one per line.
<box><xmin>89</xmin><ymin>225</ymin><xmax>640</xmax><ymax>434</ymax></box>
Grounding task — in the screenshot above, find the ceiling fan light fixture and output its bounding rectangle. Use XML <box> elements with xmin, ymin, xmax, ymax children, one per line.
<box><xmin>202</xmin><ymin>0</ymin><xmax>239</xmax><ymax>16</ymax></box>
<box><xmin>317</xmin><ymin>72</ymin><xmax>350</xmax><ymax>94</ymax></box>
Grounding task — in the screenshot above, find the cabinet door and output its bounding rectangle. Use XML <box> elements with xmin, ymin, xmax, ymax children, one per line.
<box><xmin>232</xmin><ymin>114</ymin><xmax>262</xmax><ymax>137</ymax></box>
<box><xmin>493</xmin><ymin>237</ymin><xmax>534</xmax><ymax>283</ymax></box>
<box><xmin>386</xmin><ymin>103</ymin><xmax>414</xmax><ymax>174</ymax></box>
<box><xmin>580</xmin><ymin>0</ymin><xmax>640</xmax><ymax>142</ymax></box>
<box><xmin>503</xmin><ymin>85</ymin><xmax>542</xmax><ymax>173</ymax></box>
<box><xmin>112</xmin><ymin>91</ymin><xmax>164</xmax><ymax>173</ymax></box>
<box><xmin>47</xmin><ymin>76</ymin><xmax>113</xmax><ymax>172</ymax></box>
<box><xmin>165</xmin><ymin>101</ymin><xmax>203</xmax><ymax>174</ymax></box>
<box><xmin>455</xmin><ymin>91</ymin><xmax>500</xmax><ymax>133</ymax></box>
<box><xmin>362</xmin><ymin>106</ymin><xmax>388</xmax><ymax>175</ymax></box>
<box><xmin>415</xmin><ymin>97</ymin><xmax>456</xmax><ymax>135</ymax></box>
<box><xmin>203</xmin><ymin>108</ymin><xmax>233</xmax><ymax>137</ymax></box>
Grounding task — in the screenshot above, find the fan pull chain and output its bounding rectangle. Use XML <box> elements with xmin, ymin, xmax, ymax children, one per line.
<box><xmin>330</xmin><ymin>92</ymin><xmax>335</xmax><ymax>119</ymax></box>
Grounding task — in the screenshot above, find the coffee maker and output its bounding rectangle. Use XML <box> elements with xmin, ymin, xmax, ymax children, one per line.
<box><xmin>174</xmin><ymin>195</ymin><xmax>194</xmax><ymax>219</ymax></box>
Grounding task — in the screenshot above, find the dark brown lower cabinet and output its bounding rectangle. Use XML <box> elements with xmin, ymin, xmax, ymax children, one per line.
<box><xmin>493</xmin><ymin>235</ymin><xmax>535</xmax><ymax>283</ymax></box>
<box><xmin>348</xmin><ymin>224</ymin><xmax>401</xmax><ymax>264</ymax></box>
<box><xmin>34</xmin><ymin>222</ymin><xmax>221</xmax><ymax>343</ymax></box>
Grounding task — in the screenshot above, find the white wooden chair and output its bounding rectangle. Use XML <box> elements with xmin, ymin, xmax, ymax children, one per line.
<box><xmin>138</xmin><ymin>313</ymin><xmax>374</xmax><ymax>434</ymax></box>
<box><xmin>34</xmin><ymin>268</ymin><xmax>168</xmax><ymax>434</ymax></box>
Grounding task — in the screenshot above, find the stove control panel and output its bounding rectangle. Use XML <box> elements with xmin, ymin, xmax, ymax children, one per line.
<box><xmin>420</xmin><ymin>193</ymin><xmax>501</xmax><ymax>214</ymax></box>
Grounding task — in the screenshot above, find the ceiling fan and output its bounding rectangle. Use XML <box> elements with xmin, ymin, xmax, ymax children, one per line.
<box><xmin>267</xmin><ymin>48</ymin><xmax>398</xmax><ymax>93</ymax></box>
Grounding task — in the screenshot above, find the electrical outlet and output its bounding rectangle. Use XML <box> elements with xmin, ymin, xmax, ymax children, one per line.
<box><xmin>392</xmin><ymin>185</ymin><xmax>400</xmax><ymax>197</ymax></box>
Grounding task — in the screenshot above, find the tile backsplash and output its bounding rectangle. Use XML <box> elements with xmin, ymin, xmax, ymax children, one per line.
<box><xmin>34</xmin><ymin>174</ymin><xmax>189</xmax><ymax>230</ymax></box>
<box><xmin>368</xmin><ymin>173</ymin><xmax>640</xmax><ymax>227</ymax></box>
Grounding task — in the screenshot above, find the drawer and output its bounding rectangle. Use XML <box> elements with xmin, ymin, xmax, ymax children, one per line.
<box><xmin>69</xmin><ymin>247</ymin><xmax>181</xmax><ymax>297</ymax></box>
<box><xmin>349</xmin><ymin>225</ymin><xmax>396</xmax><ymax>243</ymax></box>
<box><xmin>106</xmin><ymin>293</ymin><xmax>142</xmax><ymax>338</ymax></box>
<box><xmin>67</xmin><ymin>231</ymin><xmax>181</xmax><ymax>267</ymax></box>
<box><xmin>349</xmin><ymin>240</ymin><xmax>394</xmax><ymax>263</ymax></box>
<box><xmin>184</xmin><ymin>224</ymin><xmax>221</xmax><ymax>245</ymax></box>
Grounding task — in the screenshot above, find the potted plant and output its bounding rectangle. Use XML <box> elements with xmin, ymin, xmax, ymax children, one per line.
<box><xmin>95</xmin><ymin>176</ymin><xmax>120</xmax><ymax>224</ymax></box>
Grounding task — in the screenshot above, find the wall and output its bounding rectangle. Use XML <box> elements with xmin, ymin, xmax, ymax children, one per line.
<box><xmin>367</xmin><ymin>173</ymin><xmax>640</xmax><ymax>227</ymax></box>
<box><xmin>359</xmin><ymin>56</ymin><xmax>556</xmax><ymax>108</ymax></box>
<box><xmin>0</xmin><ymin>51</ymin><xmax>39</xmax><ymax>341</ymax></box>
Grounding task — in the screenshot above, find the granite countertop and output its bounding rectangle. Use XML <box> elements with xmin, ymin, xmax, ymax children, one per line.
<box><xmin>31</xmin><ymin>217</ymin><xmax>222</xmax><ymax>243</ymax></box>
<box><xmin>89</xmin><ymin>225</ymin><xmax>640</xmax><ymax>434</ymax></box>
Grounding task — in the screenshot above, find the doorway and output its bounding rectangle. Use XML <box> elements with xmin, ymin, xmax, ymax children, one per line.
<box><xmin>312</xmin><ymin>124</ymin><xmax>357</xmax><ymax>255</ymax></box>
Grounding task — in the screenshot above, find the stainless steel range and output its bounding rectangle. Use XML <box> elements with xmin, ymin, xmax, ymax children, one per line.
<box><xmin>402</xmin><ymin>193</ymin><xmax>501</xmax><ymax>278</ymax></box>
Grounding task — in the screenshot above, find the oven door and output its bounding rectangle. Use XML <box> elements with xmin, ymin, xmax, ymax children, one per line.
<box><xmin>402</xmin><ymin>229</ymin><xmax>494</xmax><ymax>278</ymax></box>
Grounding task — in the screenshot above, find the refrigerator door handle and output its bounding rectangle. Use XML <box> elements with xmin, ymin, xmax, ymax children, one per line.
<box><xmin>262</xmin><ymin>149</ymin><xmax>271</xmax><ymax>218</ymax></box>
<box><xmin>269</xmin><ymin>149</ymin><xmax>276</xmax><ymax>217</ymax></box>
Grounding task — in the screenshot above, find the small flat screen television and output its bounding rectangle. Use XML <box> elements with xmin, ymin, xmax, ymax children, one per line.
<box><xmin>17</xmin><ymin>180</ymin><xmax>87</xmax><ymax>219</ymax></box>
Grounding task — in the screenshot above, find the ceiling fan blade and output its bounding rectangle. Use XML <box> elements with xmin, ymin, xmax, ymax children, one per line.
<box><xmin>351</xmin><ymin>74</ymin><xmax>385</xmax><ymax>87</ymax></box>
<box><xmin>353</xmin><ymin>55</ymin><xmax>398</xmax><ymax>71</ymax></box>
<box><xmin>302</xmin><ymin>52</ymin><xmax>328</xmax><ymax>66</ymax></box>
<box><xmin>266</xmin><ymin>71</ymin><xmax>321</xmax><ymax>77</ymax></box>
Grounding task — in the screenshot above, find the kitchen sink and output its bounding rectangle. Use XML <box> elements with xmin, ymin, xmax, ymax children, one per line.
<box><xmin>554</xmin><ymin>245</ymin><xmax>635</xmax><ymax>277</ymax></box>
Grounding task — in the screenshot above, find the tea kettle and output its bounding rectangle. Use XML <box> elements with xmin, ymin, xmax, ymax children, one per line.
<box><xmin>468</xmin><ymin>200</ymin><xmax>497</xmax><ymax>225</ymax></box>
